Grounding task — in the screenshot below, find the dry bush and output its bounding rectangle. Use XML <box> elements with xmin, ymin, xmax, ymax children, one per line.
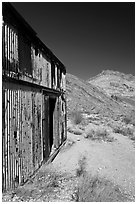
<box><xmin>113</xmin><ymin>125</ymin><xmax>134</xmax><ymax>140</ymax></box>
<box><xmin>67</xmin><ymin>126</ymin><xmax>83</xmax><ymax>135</ymax></box>
<box><xmin>76</xmin><ymin>156</ymin><xmax>86</xmax><ymax>177</ymax></box>
<box><xmin>122</xmin><ymin>115</ymin><xmax>135</xmax><ymax>126</ymax></box>
<box><xmin>78</xmin><ymin>125</ymin><xmax>85</xmax><ymax>131</ymax></box>
<box><xmin>85</xmin><ymin>127</ymin><xmax>115</xmax><ymax>142</ymax></box>
<box><xmin>71</xmin><ymin>110</ymin><xmax>83</xmax><ymax>125</ymax></box>
<box><xmin>74</xmin><ymin>174</ymin><xmax>132</xmax><ymax>202</ymax></box>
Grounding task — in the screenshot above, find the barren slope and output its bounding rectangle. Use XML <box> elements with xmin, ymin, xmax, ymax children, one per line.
<box><xmin>66</xmin><ymin>73</ymin><xmax>134</xmax><ymax>121</ymax></box>
<box><xmin>87</xmin><ymin>70</ymin><xmax>135</xmax><ymax>106</ymax></box>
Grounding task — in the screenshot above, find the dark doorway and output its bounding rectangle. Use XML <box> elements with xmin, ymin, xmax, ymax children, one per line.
<box><xmin>49</xmin><ymin>96</ymin><xmax>56</xmax><ymax>151</ymax></box>
<box><xmin>42</xmin><ymin>95</ymin><xmax>56</xmax><ymax>161</ymax></box>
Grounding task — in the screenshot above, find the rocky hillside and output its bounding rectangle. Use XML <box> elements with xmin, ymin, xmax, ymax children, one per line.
<box><xmin>87</xmin><ymin>70</ymin><xmax>135</xmax><ymax>106</ymax></box>
<box><xmin>66</xmin><ymin>72</ymin><xmax>134</xmax><ymax>122</ymax></box>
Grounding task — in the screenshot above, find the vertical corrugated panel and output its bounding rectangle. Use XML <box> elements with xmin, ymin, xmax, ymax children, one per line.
<box><xmin>12</xmin><ymin>88</ymin><xmax>15</xmax><ymax>188</ymax></box>
<box><xmin>35</xmin><ymin>93</ymin><xmax>38</xmax><ymax>168</ymax></box>
<box><xmin>5</xmin><ymin>24</ymin><xmax>7</xmax><ymax>71</ymax></box>
<box><xmin>7</xmin><ymin>87</ymin><xmax>10</xmax><ymax>190</ymax></box>
<box><xmin>21</xmin><ymin>88</ymin><xmax>25</xmax><ymax>181</ymax></box>
<box><xmin>4</xmin><ymin>87</ymin><xmax>7</xmax><ymax>190</ymax></box>
<box><xmin>23</xmin><ymin>89</ymin><xmax>28</xmax><ymax>181</ymax></box>
<box><xmin>10</xmin><ymin>87</ymin><xmax>14</xmax><ymax>189</ymax></box>
<box><xmin>38</xmin><ymin>93</ymin><xmax>42</xmax><ymax>164</ymax></box>
<box><xmin>2</xmin><ymin>87</ymin><xmax>6</xmax><ymax>191</ymax></box>
<box><xmin>10</xmin><ymin>27</ymin><xmax>13</xmax><ymax>71</ymax></box>
<box><xmin>17</xmin><ymin>86</ymin><xmax>21</xmax><ymax>185</ymax></box>
<box><xmin>8</xmin><ymin>25</ymin><xmax>10</xmax><ymax>75</ymax></box>
<box><xmin>42</xmin><ymin>95</ymin><xmax>50</xmax><ymax>161</ymax></box>
<box><xmin>55</xmin><ymin>65</ymin><xmax>57</xmax><ymax>89</ymax></box>
<box><xmin>42</xmin><ymin>56</ymin><xmax>46</xmax><ymax>87</ymax></box>
<box><xmin>39</xmin><ymin>53</ymin><xmax>42</xmax><ymax>82</ymax></box>
<box><xmin>3</xmin><ymin>23</ymin><xmax>19</xmax><ymax>74</ymax></box>
<box><xmin>31</xmin><ymin>47</ymin><xmax>35</xmax><ymax>79</ymax></box>
<box><xmin>15</xmin><ymin>31</ymin><xmax>19</xmax><ymax>71</ymax></box>
<box><xmin>2</xmin><ymin>22</ymin><xmax>5</xmax><ymax>71</ymax></box>
<box><xmin>53</xmin><ymin>98</ymin><xmax>59</xmax><ymax>148</ymax></box>
<box><xmin>48</xmin><ymin>62</ymin><xmax>51</xmax><ymax>88</ymax></box>
<box><xmin>41</xmin><ymin>95</ymin><xmax>43</xmax><ymax>162</ymax></box>
<box><xmin>14</xmin><ymin>32</ymin><xmax>17</xmax><ymax>72</ymax></box>
<box><xmin>31</xmin><ymin>47</ymin><xmax>43</xmax><ymax>85</ymax></box>
<box><xmin>25</xmin><ymin>89</ymin><xmax>33</xmax><ymax>177</ymax></box>
<box><xmin>9</xmin><ymin>28</ymin><xmax>12</xmax><ymax>74</ymax></box>
<box><xmin>16</xmin><ymin>88</ymin><xmax>19</xmax><ymax>187</ymax></box>
<box><xmin>32</xmin><ymin>91</ymin><xmax>35</xmax><ymax>169</ymax></box>
<box><xmin>19</xmin><ymin>88</ymin><xmax>23</xmax><ymax>184</ymax></box>
<box><xmin>57</xmin><ymin>68</ymin><xmax>60</xmax><ymax>89</ymax></box>
<box><xmin>51</xmin><ymin>62</ymin><xmax>55</xmax><ymax>89</ymax></box>
<box><xmin>57</xmin><ymin>98</ymin><xmax>60</xmax><ymax>147</ymax></box>
<box><xmin>9</xmin><ymin>88</ymin><xmax>11</xmax><ymax>189</ymax></box>
<box><xmin>59</xmin><ymin>97</ymin><xmax>62</xmax><ymax>145</ymax></box>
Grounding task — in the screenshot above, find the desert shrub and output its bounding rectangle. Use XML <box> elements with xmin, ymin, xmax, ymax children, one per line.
<box><xmin>122</xmin><ymin>113</ymin><xmax>135</xmax><ymax>126</ymax></box>
<box><xmin>71</xmin><ymin>110</ymin><xmax>83</xmax><ymax>125</ymax></box>
<box><xmin>74</xmin><ymin>174</ymin><xmax>132</xmax><ymax>202</ymax></box>
<box><xmin>113</xmin><ymin>126</ymin><xmax>134</xmax><ymax>137</ymax></box>
<box><xmin>67</xmin><ymin>126</ymin><xmax>83</xmax><ymax>135</ymax></box>
<box><xmin>76</xmin><ymin>156</ymin><xmax>86</xmax><ymax>177</ymax></box>
<box><xmin>85</xmin><ymin>127</ymin><xmax>115</xmax><ymax>142</ymax></box>
<box><xmin>122</xmin><ymin>116</ymin><xmax>132</xmax><ymax>125</ymax></box>
<box><xmin>78</xmin><ymin>125</ymin><xmax>85</xmax><ymax>131</ymax></box>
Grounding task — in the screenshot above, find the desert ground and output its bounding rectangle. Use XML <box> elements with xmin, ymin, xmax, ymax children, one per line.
<box><xmin>2</xmin><ymin>113</ymin><xmax>135</xmax><ymax>202</ymax></box>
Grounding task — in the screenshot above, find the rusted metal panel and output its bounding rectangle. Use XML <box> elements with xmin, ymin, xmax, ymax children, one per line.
<box><xmin>2</xmin><ymin>82</ymin><xmax>44</xmax><ymax>191</ymax></box>
<box><xmin>53</xmin><ymin>97</ymin><xmax>60</xmax><ymax>148</ymax></box>
<box><xmin>2</xmin><ymin>21</ymin><xmax>5</xmax><ymax>73</ymax></box>
<box><xmin>31</xmin><ymin>46</ymin><xmax>52</xmax><ymax>88</ymax></box>
<box><xmin>57</xmin><ymin>67</ymin><xmax>60</xmax><ymax>89</ymax></box>
<box><xmin>2</xmin><ymin>87</ymin><xmax>5</xmax><ymax>190</ymax></box>
<box><xmin>51</xmin><ymin>62</ymin><xmax>55</xmax><ymax>89</ymax></box>
<box><xmin>3</xmin><ymin>22</ymin><xmax>19</xmax><ymax>75</ymax></box>
<box><xmin>2</xmin><ymin>3</ymin><xmax>67</xmax><ymax>192</ymax></box>
<box><xmin>42</xmin><ymin>95</ymin><xmax>50</xmax><ymax>161</ymax></box>
<box><xmin>58</xmin><ymin>97</ymin><xmax>62</xmax><ymax>145</ymax></box>
<box><xmin>55</xmin><ymin>65</ymin><xmax>58</xmax><ymax>89</ymax></box>
<box><xmin>47</xmin><ymin>61</ymin><xmax>51</xmax><ymax>88</ymax></box>
<box><xmin>41</xmin><ymin>54</ymin><xmax>51</xmax><ymax>88</ymax></box>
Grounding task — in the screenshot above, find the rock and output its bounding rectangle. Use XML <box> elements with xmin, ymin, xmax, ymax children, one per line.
<box><xmin>83</xmin><ymin>133</ymin><xmax>88</xmax><ymax>138</ymax></box>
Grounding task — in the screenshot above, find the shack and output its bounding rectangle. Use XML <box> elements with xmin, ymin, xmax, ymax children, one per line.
<box><xmin>2</xmin><ymin>2</ymin><xmax>67</xmax><ymax>191</ymax></box>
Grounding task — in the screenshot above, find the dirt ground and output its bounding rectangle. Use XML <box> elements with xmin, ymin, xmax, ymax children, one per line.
<box><xmin>2</xmin><ymin>122</ymin><xmax>135</xmax><ymax>202</ymax></box>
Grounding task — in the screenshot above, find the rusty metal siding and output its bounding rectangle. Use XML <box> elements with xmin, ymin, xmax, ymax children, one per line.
<box><xmin>42</xmin><ymin>95</ymin><xmax>50</xmax><ymax>161</ymax></box>
<box><xmin>2</xmin><ymin>82</ymin><xmax>43</xmax><ymax>191</ymax></box>
<box><xmin>2</xmin><ymin>3</ymin><xmax>67</xmax><ymax>192</ymax></box>
<box><xmin>3</xmin><ymin>22</ymin><xmax>19</xmax><ymax>76</ymax></box>
<box><xmin>31</xmin><ymin>46</ymin><xmax>52</xmax><ymax>88</ymax></box>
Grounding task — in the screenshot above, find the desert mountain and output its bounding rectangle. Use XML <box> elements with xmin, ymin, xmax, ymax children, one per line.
<box><xmin>87</xmin><ymin>70</ymin><xmax>135</xmax><ymax>106</ymax></box>
<box><xmin>66</xmin><ymin>71</ymin><xmax>134</xmax><ymax>121</ymax></box>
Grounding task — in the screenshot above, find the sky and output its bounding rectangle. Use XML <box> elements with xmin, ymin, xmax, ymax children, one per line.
<box><xmin>11</xmin><ymin>2</ymin><xmax>135</xmax><ymax>80</ymax></box>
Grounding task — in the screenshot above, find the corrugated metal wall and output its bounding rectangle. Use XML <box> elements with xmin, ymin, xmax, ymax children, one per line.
<box><xmin>2</xmin><ymin>81</ymin><xmax>43</xmax><ymax>191</ymax></box>
<box><xmin>2</xmin><ymin>22</ymin><xmax>19</xmax><ymax>75</ymax></box>
<box><xmin>2</xmin><ymin>5</ymin><xmax>67</xmax><ymax>192</ymax></box>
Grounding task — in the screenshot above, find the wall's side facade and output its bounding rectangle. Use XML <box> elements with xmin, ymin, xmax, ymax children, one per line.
<box><xmin>2</xmin><ymin>3</ymin><xmax>67</xmax><ymax>192</ymax></box>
